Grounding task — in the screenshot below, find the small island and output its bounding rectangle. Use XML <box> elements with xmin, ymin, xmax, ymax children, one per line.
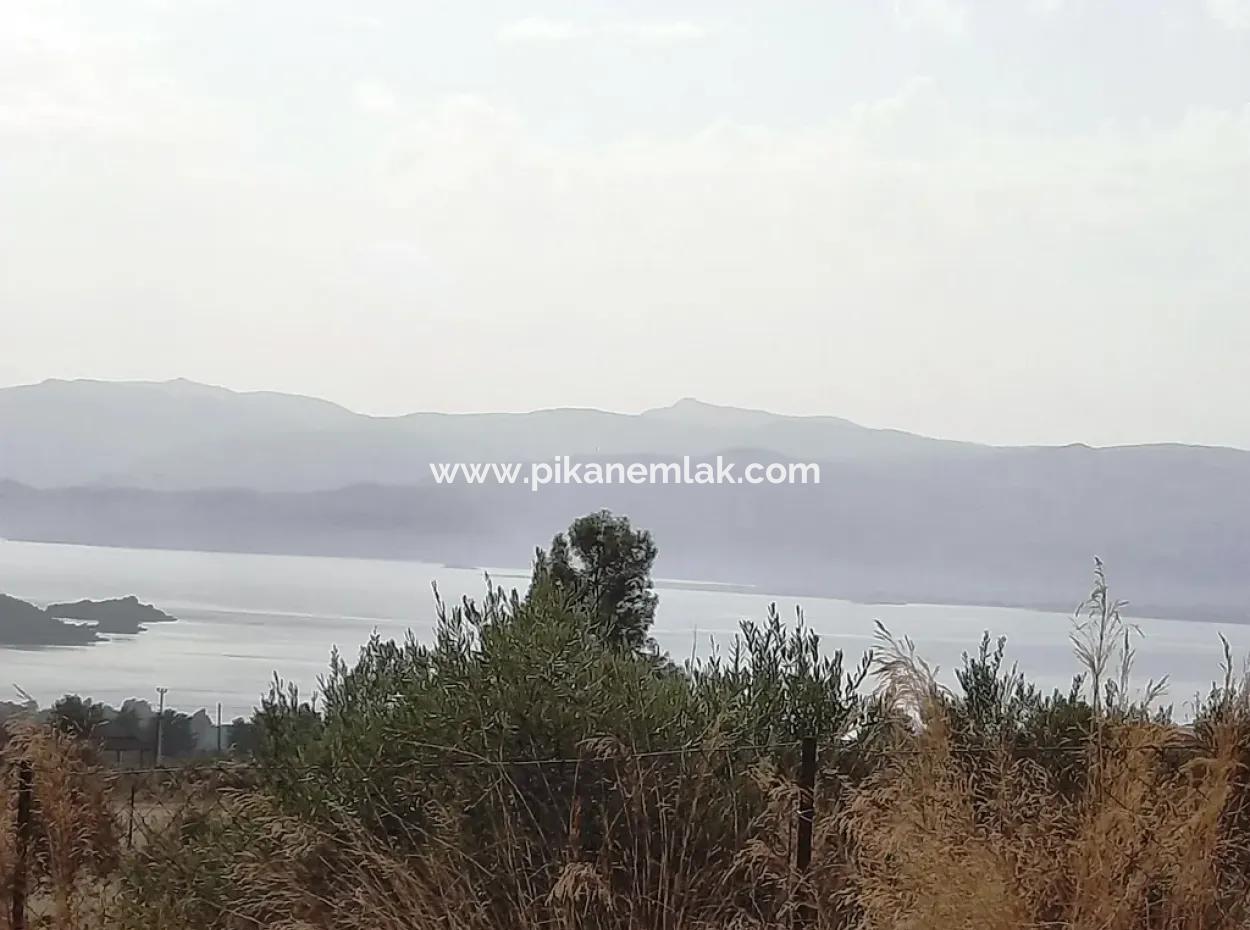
<box><xmin>0</xmin><ymin>593</ymin><xmax>178</xmax><ymax>646</ymax></box>
<box><xmin>46</xmin><ymin>595</ymin><xmax>178</xmax><ymax>634</ymax></box>
<box><xmin>0</xmin><ymin>593</ymin><xmax>98</xmax><ymax>645</ymax></box>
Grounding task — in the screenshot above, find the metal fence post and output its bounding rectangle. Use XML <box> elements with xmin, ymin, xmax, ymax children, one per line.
<box><xmin>12</xmin><ymin>760</ymin><xmax>33</xmax><ymax>930</ymax></box>
<box><xmin>795</xmin><ymin>736</ymin><xmax>817</xmax><ymax>927</ymax></box>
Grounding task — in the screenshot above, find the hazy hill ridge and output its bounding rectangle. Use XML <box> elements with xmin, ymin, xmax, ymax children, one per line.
<box><xmin>0</xmin><ymin>379</ymin><xmax>984</xmax><ymax>491</ymax></box>
<box><xmin>2</xmin><ymin>379</ymin><xmax>1249</xmax><ymax>622</ymax></box>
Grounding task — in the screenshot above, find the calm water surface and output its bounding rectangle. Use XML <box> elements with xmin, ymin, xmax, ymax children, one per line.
<box><xmin>2</xmin><ymin>540</ymin><xmax>1247</xmax><ymax>720</ymax></box>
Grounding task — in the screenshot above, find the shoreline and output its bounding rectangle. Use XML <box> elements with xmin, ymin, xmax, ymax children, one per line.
<box><xmin>2</xmin><ymin>534</ymin><xmax>1246</xmax><ymax>628</ymax></box>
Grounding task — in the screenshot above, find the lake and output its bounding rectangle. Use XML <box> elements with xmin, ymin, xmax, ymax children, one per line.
<box><xmin>2</xmin><ymin>539</ymin><xmax>1247</xmax><ymax>721</ymax></box>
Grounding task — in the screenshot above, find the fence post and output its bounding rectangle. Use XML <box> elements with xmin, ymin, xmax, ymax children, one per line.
<box><xmin>11</xmin><ymin>760</ymin><xmax>33</xmax><ymax>930</ymax></box>
<box><xmin>127</xmin><ymin>781</ymin><xmax>138</xmax><ymax>849</ymax></box>
<box><xmin>795</xmin><ymin>736</ymin><xmax>817</xmax><ymax>926</ymax></box>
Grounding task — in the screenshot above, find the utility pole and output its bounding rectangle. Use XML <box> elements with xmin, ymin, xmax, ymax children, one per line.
<box><xmin>216</xmin><ymin>702</ymin><xmax>223</xmax><ymax>754</ymax></box>
<box><xmin>155</xmin><ymin>687</ymin><xmax>168</xmax><ymax>766</ymax></box>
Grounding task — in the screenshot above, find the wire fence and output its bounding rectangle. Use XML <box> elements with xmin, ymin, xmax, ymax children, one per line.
<box><xmin>1</xmin><ymin>739</ymin><xmax>829</xmax><ymax>930</ymax></box>
<box><xmin>0</xmin><ymin>732</ymin><xmax>1240</xmax><ymax>930</ymax></box>
<box><xmin>4</xmin><ymin>760</ymin><xmax>245</xmax><ymax>928</ymax></box>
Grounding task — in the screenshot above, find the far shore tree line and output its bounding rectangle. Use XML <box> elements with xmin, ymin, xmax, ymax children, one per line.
<box><xmin>0</xmin><ymin>693</ymin><xmax>260</xmax><ymax>760</ymax></box>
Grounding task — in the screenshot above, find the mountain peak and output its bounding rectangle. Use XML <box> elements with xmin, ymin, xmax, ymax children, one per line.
<box><xmin>659</xmin><ymin>396</ymin><xmax>724</xmax><ymax>413</ymax></box>
<box><xmin>642</xmin><ymin>397</ymin><xmax>797</xmax><ymax>430</ymax></box>
<box><xmin>645</xmin><ymin>397</ymin><xmax>760</xmax><ymax>416</ymax></box>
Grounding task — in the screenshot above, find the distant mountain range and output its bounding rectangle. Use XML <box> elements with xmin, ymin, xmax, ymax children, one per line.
<box><xmin>0</xmin><ymin>378</ymin><xmax>984</xmax><ymax>491</ymax></box>
<box><xmin>2</xmin><ymin>378</ymin><xmax>1248</xmax><ymax>622</ymax></box>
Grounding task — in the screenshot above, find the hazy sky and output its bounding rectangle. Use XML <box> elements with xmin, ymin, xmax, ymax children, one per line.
<box><xmin>3</xmin><ymin>1</ymin><xmax>1249</xmax><ymax>447</ymax></box>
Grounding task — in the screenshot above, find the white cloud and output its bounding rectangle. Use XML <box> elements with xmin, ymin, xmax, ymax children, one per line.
<box><xmin>339</xmin><ymin>13</ymin><xmax>384</xmax><ymax>30</ymax></box>
<box><xmin>497</xmin><ymin>18</ymin><xmax>713</xmax><ymax>46</ymax></box>
<box><xmin>1207</xmin><ymin>0</ymin><xmax>1250</xmax><ymax>29</ymax></box>
<box><xmin>891</xmin><ymin>0</ymin><xmax>970</xmax><ymax>37</ymax></box>
<box><xmin>603</xmin><ymin>21</ymin><xmax>712</xmax><ymax>45</ymax></box>
<box><xmin>0</xmin><ymin>2</ymin><xmax>206</xmax><ymax>139</ymax></box>
<box><xmin>354</xmin><ymin>79</ymin><xmax>398</xmax><ymax>115</ymax></box>
<box><xmin>496</xmin><ymin>18</ymin><xmax>589</xmax><ymax>44</ymax></box>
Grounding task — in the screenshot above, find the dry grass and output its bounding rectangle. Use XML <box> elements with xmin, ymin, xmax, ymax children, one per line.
<box><xmin>66</xmin><ymin>717</ymin><xmax>1247</xmax><ymax>930</ymax></box>
<box><xmin>831</xmin><ymin>621</ymin><xmax>1250</xmax><ymax>930</ymax></box>
<box><xmin>0</xmin><ymin>721</ymin><xmax>117</xmax><ymax>930</ymax></box>
<box><xmin>834</xmin><ymin>716</ymin><xmax>1249</xmax><ymax>930</ymax></box>
<box><xmin>3</xmin><ymin>647</ymin><xmax>1249</xmax><ymax>929</ymax></box>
